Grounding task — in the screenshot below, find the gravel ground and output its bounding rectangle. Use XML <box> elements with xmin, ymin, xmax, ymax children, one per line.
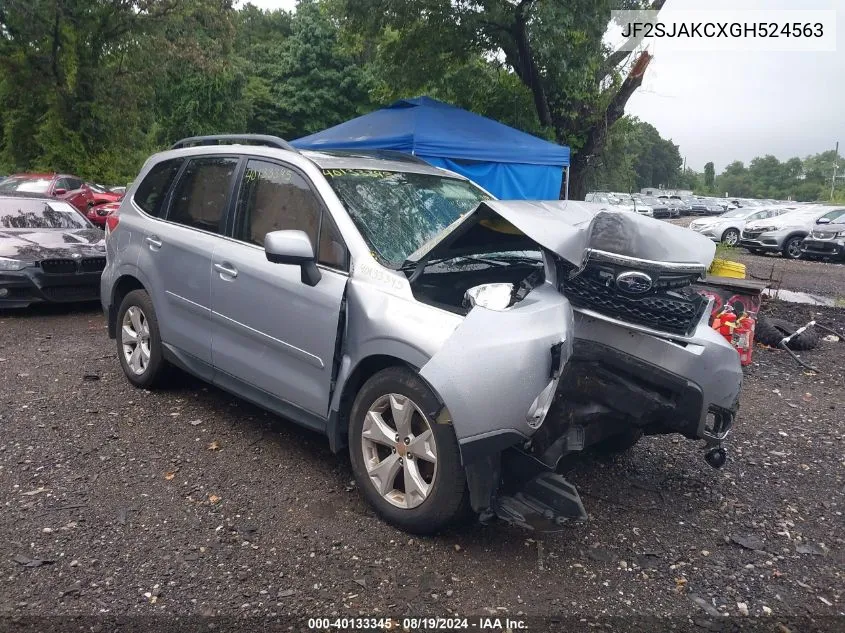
<box><xmin>0</xmin><ymin>296</ymin><xmax>843</xmax><ymax>632</ymax></box>
<box><xmin>667</xmin><ymin>215</ymin><xmax>845</xmax><ymax>298</ymax></box>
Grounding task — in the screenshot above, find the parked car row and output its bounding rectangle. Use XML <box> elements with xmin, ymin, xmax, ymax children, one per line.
<box><xmin>687</xmin><ymin>201</ymin><xmax>845</xmax><ymax>261</ymax></box>
<box><xmin>583</xmin><ymin>192</ymin><xmax>680</xmax><ymax>218</ymax></box>
<box><xmin>741</xmin><ymin>205</ymin><xmax>845</xmax><ymax>260</ymax></box>
<box><xmin>0</xmin><ymin>172</ymin><xmax>126</xmax><ymax>227</ymax></box>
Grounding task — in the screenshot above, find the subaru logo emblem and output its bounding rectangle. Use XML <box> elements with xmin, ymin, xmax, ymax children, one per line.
<box><xmin>615</xmin><ymin>271</ymin><xmax>653</xmax><ymax>294</ymax></box>
<box><xmin>71</xmin><ymin>253</ymin><xmax>82</xmax><ymax>259</ymax></box>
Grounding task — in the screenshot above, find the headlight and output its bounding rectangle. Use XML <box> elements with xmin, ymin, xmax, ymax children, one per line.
<box><xmin>463</xmin><ymin>283</ymin><xmax>514</xmax><ymax>311</ymax></box>
<box><xmin>0</xmin><ymin>257</ymin><xmax>33</xmax><ymax>271</ymax></box>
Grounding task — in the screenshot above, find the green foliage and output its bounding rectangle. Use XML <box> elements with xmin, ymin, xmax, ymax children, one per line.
<box><xmin>583</xmin><ymin>116</ymin><xmax>682</xmax><ymax>193</ymax></box>
<box><xmin>0</xmin><ymin>0</ymin><xmax>375</xmax><ymax>184</ymax></box>
<box><xmin>703</xmin><ymin>162</ymin><xmax>715</xmax><ymax>188</ymax></box>
<box><xmin>336</xmin><ymin>0</ymin><xmax>658</xmax><ymax>197</ymax></box>
<box><xmin>711</xmin><ymin>151</ymin><xmax>841</xmax><ymax>201</ymax></box>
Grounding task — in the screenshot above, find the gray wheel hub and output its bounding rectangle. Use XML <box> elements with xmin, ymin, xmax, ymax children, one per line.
<box><xmin>121</xmin><ymin>305</ymin><xmax>151</xmax><ymax>375</ymax></box>
<box><xmin>360</xmin><ymin>393</ymin><xmax>438</xmax><ymax>509</ymax></box>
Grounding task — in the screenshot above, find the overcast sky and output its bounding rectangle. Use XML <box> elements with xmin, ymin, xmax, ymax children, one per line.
<box><xmin>237</xmin><ymin>0</ymin><xmax>844</xmax><ymax>172</ymax></box>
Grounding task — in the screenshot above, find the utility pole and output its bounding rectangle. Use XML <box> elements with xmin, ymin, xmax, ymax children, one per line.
<box><xmin>831</xmin><ymin>141</ymin><xmax>840</xmax><ymax>201</ymax></box>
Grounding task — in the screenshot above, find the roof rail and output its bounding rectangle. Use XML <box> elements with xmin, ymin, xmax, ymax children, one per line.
<box><xmin>171</xmin><ymin>134</ymin><xmax>298</xmax><ymax>152</ymax></box>
<box><xmin>303</xmin><ymin>148</ymin><xmax>430</xmax><ymax>166</ymax></box>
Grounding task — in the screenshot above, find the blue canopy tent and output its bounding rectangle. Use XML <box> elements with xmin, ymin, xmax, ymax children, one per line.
<box><xmin>292</xmin><ymin>97</ymin><xmax>571</xmax><ymax>200</ymax></box>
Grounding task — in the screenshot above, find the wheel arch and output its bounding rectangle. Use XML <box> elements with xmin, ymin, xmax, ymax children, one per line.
<box><xmin>107</xmin><ymin>274</ymin><xmax>147</xmax><ymax>338</ymax></box>
<box><xmin>720</xmin><ymin>225</ymin><xmax>741</xmax><ymax>243</ymax></box>
<box><xmin>782</xmin><ymin>231</ymin><xmax>808</xmax><ymax>257</ymax></box>
<box><xmin>327</xmin><ymin>351</ymin><xmax>445</xmax><ymax>454</ymax></box>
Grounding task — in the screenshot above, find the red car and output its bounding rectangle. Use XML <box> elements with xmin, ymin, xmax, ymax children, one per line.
<box><xmin>87</xmin><ymin>182</ymin><xmax>124</xmax><ymax>206</ymax></box>
<box><xmin>86</xmin><ymin>201</ymin><xmax>120</xmax><ymax>227</ymax></box>
<box><xmin>0</xmin><ymin>173</ymin><xmax>96</xmax><ymax>213</ymax></box>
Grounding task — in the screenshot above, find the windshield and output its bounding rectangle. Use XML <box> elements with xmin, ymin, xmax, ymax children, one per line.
<box><xmin>323</xmin><ymin>169</ymin><xmax>491</xmax><ymax>266</ymax></box>
<box><xmin>721</xmin><ymin>209</ymin><xmax>750</xmax><ymax>218</ymax></box>
<box><xmin>821</xmin><ymin>208</ymin><xmax>845</xmax><ymax>223</ymax></box>
<box><xmin>0</xmin><ymin>176</ymin><xmax>52</xmax><ymax>194</ymax></box>
<box><xmin>638</xmin><ymin>196</ymin><xmax>660</xmax><ymax>205</ymax></box>
<box><xmin>0</xmin><ymin>198</ymin><xmax>88</xmax><ymax>229</ymax></box>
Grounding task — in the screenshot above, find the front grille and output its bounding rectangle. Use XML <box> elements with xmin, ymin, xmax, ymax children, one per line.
<box><xmin>41</xmin><ymin>285</ymin><xmax>99</xmax><ymax>301</ymax></box>
<box><xmin>805</xmin><ymin>242</ymin><xmax>836</xmax><ymax>252</ymax></box>
<box><xmin>742</xmin><ymin>230</ymin><xmax>763</xmax><ymax>239</ymax></box>
<box><xmin>40</xmin><ymin>259</ymin><xmax>78</xmax><ymax>274</ymax></box>
<box><xmin>560</xmin><ymin>262</ymin><xmax>708</xmax><ymax>336</ymax></box>
<box><xmin>812</xmin><ymin>231</ymin><xmax>836</xmax><ymax>239</ymax></box>
<box><xmin>80</xmin><ymin>257</ymin><xmax>106</xmax><ymax>273</ymax></box>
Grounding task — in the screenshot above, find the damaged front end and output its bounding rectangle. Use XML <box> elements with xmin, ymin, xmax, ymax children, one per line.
<box><xmin>406</xmin><ymin>201</ymin><xmax>742</xmax><ymax>531</ymax></box>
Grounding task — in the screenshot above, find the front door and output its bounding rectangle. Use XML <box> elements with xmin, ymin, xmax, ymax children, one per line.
<box><xmin>210</xmin><ymin>159</ymin><xmax>349</xmax><ymax>418</ymax></box>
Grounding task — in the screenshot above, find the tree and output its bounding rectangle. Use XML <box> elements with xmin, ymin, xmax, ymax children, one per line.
<box><xmin>337</xmin><ymin>0</ymin><xmax>666</xmax><ymax>198</ymax></box>
<box><xmin>703</xmin><ymin>162</ymin><xmax>715</xmax><ymax>188</ymax></box>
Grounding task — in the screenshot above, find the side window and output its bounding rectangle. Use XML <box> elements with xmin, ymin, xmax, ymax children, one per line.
<box><xmin>167</xmin><ymin>156</ymin><xmax>238</xmax><ymax>233</ymax></box>
<box><xmin>65</xmin><ymin>177</ymin><xmax>84</xmax><ymax>191</ymax></box>
<box><xmin>318</xmin><ymin>211</ymin><xmax>348</xmax><ymax>270</ymax></box>
<box><xmin>134</xmin><ymin>158</ymin><xmax>184</xmax><ymax>217</ymax></box>
<box><xmin>235</xmin><ymin>160</ymin><xmax>321</xmax><ymax>248</ymax></box>
<box><xmin>54</xmin><ymin>178</ymin><xmax>71</xmax><ymax>191</ymax></box>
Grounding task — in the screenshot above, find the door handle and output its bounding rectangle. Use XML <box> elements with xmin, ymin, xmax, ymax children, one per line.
<box><xmin>145</xmin><ymin>235</ymin><xmax>162</xmax><ymax>250</ymax></box>
<box><xmin>214</xmin><ymin>262</ymin><xmax>238</xmax><ymax>279</ymax></box>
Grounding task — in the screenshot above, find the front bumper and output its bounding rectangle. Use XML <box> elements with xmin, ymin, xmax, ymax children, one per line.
<box><xmin>524</xmin><ymin>317</ymin><xmax>740</xmax><ymax>468</ymax></box>
<box><xmin>0</xmin><ymin>267</ymin><xmax>102</xmax><ymax>308</ymax></box>
<box><xmin>689</xmin><ymin>224</ymin><xmax>721</xmax><ymax>241</ymax></box>
<box><xmin>801</xmin><ymin>239</ymin><xmax>845</xmax><ymax>258</ymax></box>
<box><xmin>740</xmin><ymin>230</ymin><xmax>785</xmax><ymax>252</ymax></box>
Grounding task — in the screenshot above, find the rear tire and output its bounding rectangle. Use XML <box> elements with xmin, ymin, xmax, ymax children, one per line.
<box><xmin>755</xmin><ymin>315</ymin><xmax>819</xmax><ymax>351</ymax></box>
<box><xmin>348</xmin><ymin>366</ymin><xmax>470</xmax><ymax>534</ymax></box>
<box><xmin>116</xmin><ymin>289</ymin><xmax>169</xmax><ymax>388</ymax></box>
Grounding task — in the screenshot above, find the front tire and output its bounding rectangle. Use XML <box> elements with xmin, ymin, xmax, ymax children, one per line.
<box><xmin>116</xmin><ymin>289</ymin><xmax>169</xmax><ymax>389</ymax></box>
<box><xmin>348</xmin><ymin>367</ymin><xmax>470</xmax><ymax>534</ymax></box>
<box><xmin>721</xmin><ymin>228</ymin><xmax>740</xmax><ymax>246</ymax></box>
<box><xmin>782</xmin><ymin>236</ymin><xmax>804</xmax><ymax>259</ymax></box>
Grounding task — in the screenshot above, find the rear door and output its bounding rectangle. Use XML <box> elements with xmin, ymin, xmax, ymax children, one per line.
<box><xmin>152</xmin><ymin>155</ymin><xmax>240</xmax><ymax>366</ymax></box>
<box><xmin>210</xmin><ymin>158</ymin><xmax>348</xmax><ymax>418</ymax></box>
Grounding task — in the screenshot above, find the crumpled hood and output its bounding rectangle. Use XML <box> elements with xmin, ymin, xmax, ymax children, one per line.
<box><xmin>410</xmin><ymin>200</ymin><xmax>716</xmax><ymax>269</ymax></box>
<box><xmin>0</xmin><ymin>228</ymin><xmax>105</xmax><ymax>261</ymax></box>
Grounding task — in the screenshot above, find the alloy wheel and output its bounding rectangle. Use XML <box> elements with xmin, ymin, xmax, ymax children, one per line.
<box><xmin>785</xmin><ymin>239</ymin><xmax>802</xmax><ymax>259</ymax></box>
<box><xmin>723</xmin><ymin>229</ymin><xmax>739</xmax><ymax>246</ymax></box>
<box><xmin>121</xmin><ymin>305</ymin><xmax>151</xmax><ymax>375</ymax></box>
<box><xmin>360</xmin><ymin>393</ymin><xmax>438</xmax><ymax>509</ymax></box>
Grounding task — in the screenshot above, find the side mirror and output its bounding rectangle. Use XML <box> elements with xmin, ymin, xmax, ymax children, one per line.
<box><xmin>264</xmin><ymin>229</ymin><xmax>321</xmax><ymax>287</ymax></box>
<box><xmin>53</xmin><ymin>188</ymin><xmax>67</xmax><ymax>196</ymax></box>
<box><xmin>816</xmin><ymin>217</ymin><xmax>831</xmax><ymax>224</ymax></box>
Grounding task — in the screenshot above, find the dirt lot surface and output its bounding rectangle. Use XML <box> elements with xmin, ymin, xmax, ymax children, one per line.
<box><xmin>668</xmin><ymin>216</ymin><xmax>845</xmax><ymax>298</ymax></box>
<box><xmin>1</xmin><ymin>294</ymin><xmax>843</xmax><ymax>632</ymax></box>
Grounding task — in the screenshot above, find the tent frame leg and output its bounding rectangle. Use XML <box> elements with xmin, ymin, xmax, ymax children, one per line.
<box><xmin>564</xmin><ymin>166</ymin><xmax>570</xmax><ymax>200</ymax></box>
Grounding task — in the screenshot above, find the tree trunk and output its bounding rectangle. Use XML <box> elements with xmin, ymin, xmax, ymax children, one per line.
<box><xmin>563</xmin><ymin>51</ymin><xmax>652</xmax><ymax>200</ymax></box>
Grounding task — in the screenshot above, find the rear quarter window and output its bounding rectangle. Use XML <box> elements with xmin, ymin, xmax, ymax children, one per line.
<box><xmin>134</xmin><ymin>158</ymin><xmax>184</xmax><ymax>217</ymax></box>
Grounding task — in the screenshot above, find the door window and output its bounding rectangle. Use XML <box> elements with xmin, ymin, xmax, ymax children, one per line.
<box><xmin>235</xmin><ymin>160</ymin><xmax>348</xmax><ymax>270</ymax></box>
<box><xmin>166</xmin><ymin>157</ymin><xmax>238</xmax><ymax>234</ymax></box>
<box><xmin>134</xmin><ymin>158</ymin><xmax>184</xmax><ymax>218</ymax></box>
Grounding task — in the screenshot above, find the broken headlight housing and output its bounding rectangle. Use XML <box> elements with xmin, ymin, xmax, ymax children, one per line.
<box><xmin>463</xmin><ymin>283</ymin><xmax>514</xmax><ymax>311</ymax></box>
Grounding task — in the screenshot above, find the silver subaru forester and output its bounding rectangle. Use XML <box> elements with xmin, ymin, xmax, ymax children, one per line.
<box><xmin>101</xmin><ymin>135</ymin><xmax>742</xmax><ymax>534</ymax></box>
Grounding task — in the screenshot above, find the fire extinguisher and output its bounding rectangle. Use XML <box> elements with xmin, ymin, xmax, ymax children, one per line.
<box><xmin>733</xmin><ymin>315</ymin><xmax>755</xmax><ymax>366</ymax></box>
<box><xmin>712</xmin><ymin>306</ymin><xmax>737</xmax><ymax>344</ymax></box>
